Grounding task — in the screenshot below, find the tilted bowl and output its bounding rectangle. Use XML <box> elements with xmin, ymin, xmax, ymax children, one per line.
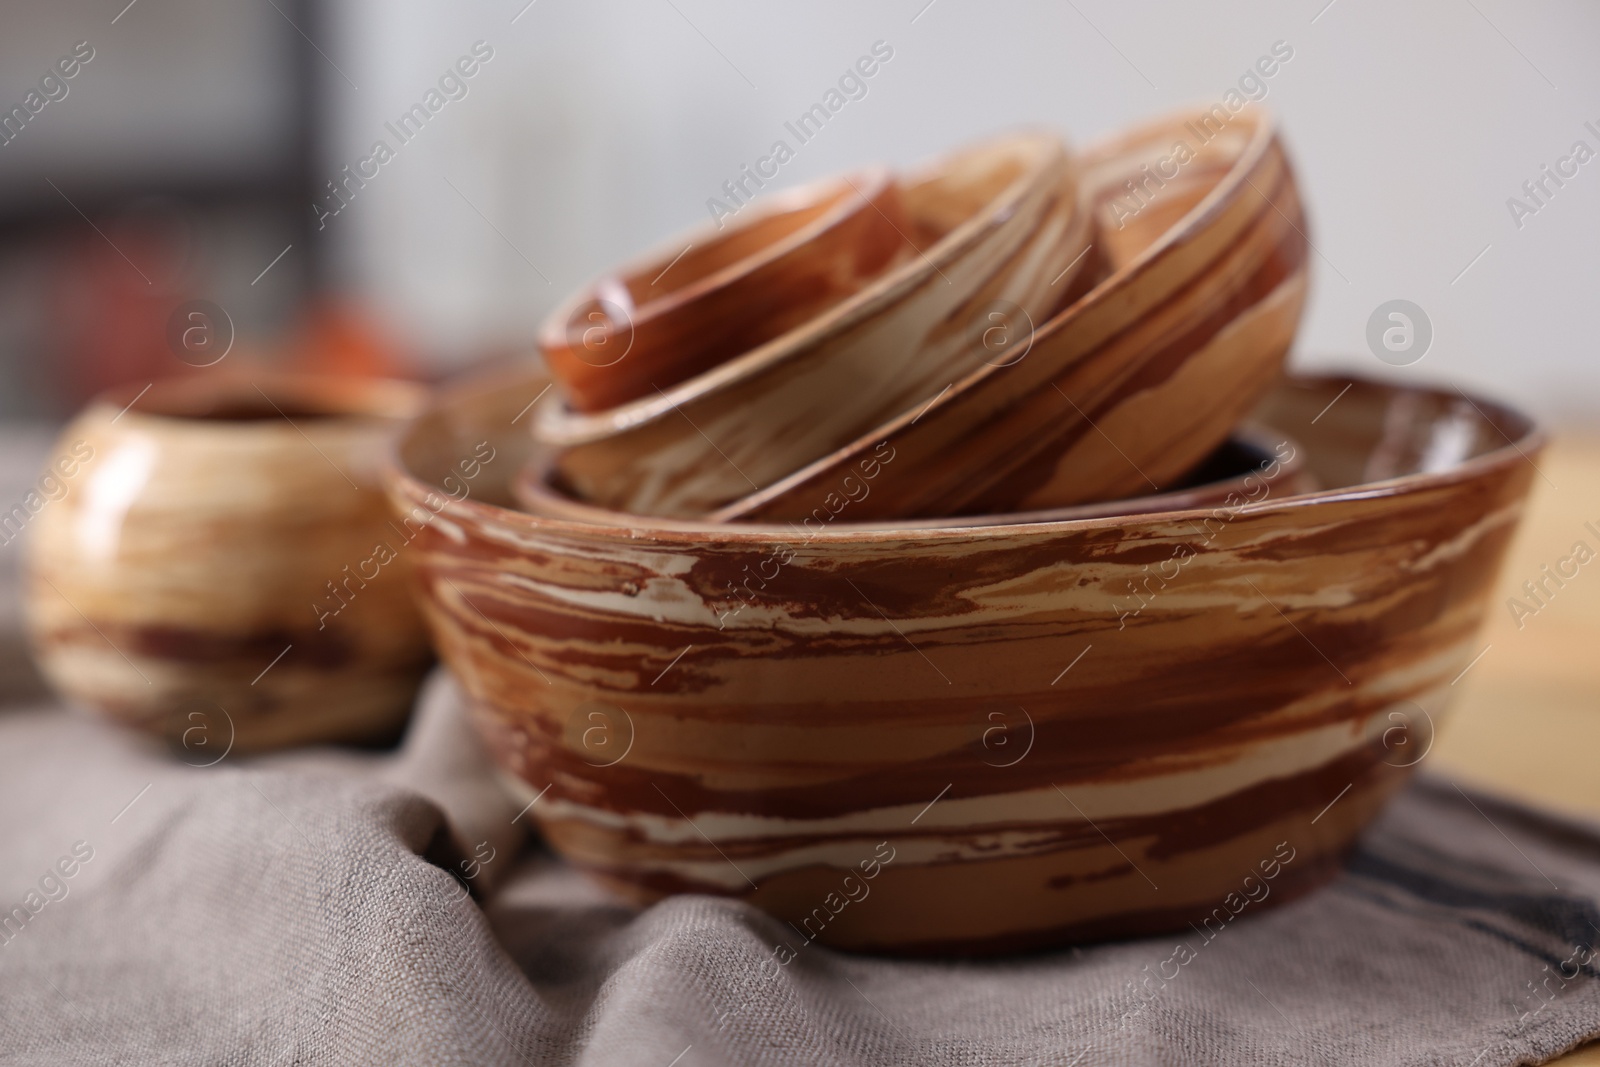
<box><xmin>535</xmin><ymin>131</ymin><xmax>1096</xmax><ymax>518</ymax></box>
<box><xmin>718</xmin><ymin>102</ymin><xmax>1308</xmax><ymax>522</ymax></box>
<box><xmin>540</xmin><ymin>167</ymin><xmax>910</xmax><ymax>413</ymax></box>
<box><xmin>388</xmin><ymin>365</ymin><xmax>1541</xmax><ymax>954</ymax></box>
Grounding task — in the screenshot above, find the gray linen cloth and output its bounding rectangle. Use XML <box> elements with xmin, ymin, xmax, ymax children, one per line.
<box><xmin>3</xmin><ymin>670</ymin><xmax>1600</xmax><ymax>1067</ymax></box>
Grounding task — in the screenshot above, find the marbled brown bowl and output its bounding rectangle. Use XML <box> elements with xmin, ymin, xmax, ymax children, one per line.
<box><xmin>388</xmin><ymin>365</ymin><xmax>1541</xmax><ymax>955</ymax></box>
<box><xmin>536</xmin><ymin>132</ymin><xmax>1095</xmax><ymax>518</ymax></box>
<box><xmin>542</xmin><ymin>167</ymin><xmax>910</xmax><ymax>414</ymax></box>
<box><xmin>24</xmin><ymin>373</ymin><xmax>436</xmax><ymax>751</ymax></box>
<box><xmin>510</xmin><ymin>424</ymin><xmax>1317</xmax><ymax>529</ymax></box>
<box><xmin>718</xmin><ymin>103</ymin><xmax>1307</xmax><ymax>522</ymax></box>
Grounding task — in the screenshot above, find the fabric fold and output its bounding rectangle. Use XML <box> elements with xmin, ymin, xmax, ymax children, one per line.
<box><xmin>4</xmin><ymin>671</ymin><xmax>1600</xmax><ymax>1066</ymax></box>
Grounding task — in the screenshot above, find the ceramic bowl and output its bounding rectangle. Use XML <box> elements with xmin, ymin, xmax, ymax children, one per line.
<box><xmin>541</xmin><ymin>167</ymin><xmax>912</xmax><ymax>414</ymax></box>
<box><xmin>387</xmin><ymin>365</ymin><xmax>1541</xmax><ymax>954</ymax></box>
<box><xmin>24</xmin><ymin>373</ymin><xmax>436</xmax><ymax>751</ymax></box>
<box><xmin>718</xmin><ymin>103</ymin><xmax>1307</xmax><ymax>522</ymax></box>
<box><xmin>535</xmin><ymin>132</ymin><xmax>1096</xmax><ymax>518</ymax></box>
<box><xmin>511</xmin><ymin>424</ymin><xmax>1317</xmax><ymax>529</ymax></box>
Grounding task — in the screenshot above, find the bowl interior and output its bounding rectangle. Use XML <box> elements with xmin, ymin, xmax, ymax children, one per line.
<box><xmin>1253</xmin><ymin>376</ymin><xmax>1533</xmax><ymax>490</ymax></box>
<box><xmin>631</xmin><ymin>186</ymin><xmax>852</xmax><ymax>307</ymax></box>
<box><xmin>898</xmin><ymin>141</ymin><xmax>1030</xmax><ymax>244</ymax></box>
<box><xmin>1082</xmin><ymin>113</ymin><xmax>1261</xmax><ymax>269</ymax></box>
<box><xmin>102</xmin><ymin>372</ymin><xmax>423</xmax><ymax>426</ymax></box>
<box><xmin>399</xmin><ymin>366</ymin><xmax>1536</xmax><ymax>537</ymax></box>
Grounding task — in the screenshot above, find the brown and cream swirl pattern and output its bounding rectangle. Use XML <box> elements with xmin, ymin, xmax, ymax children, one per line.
<box><xmin>388</xmin><ymin>367</ymin><xmax>1541</xmax><ymax>954</ymax></box>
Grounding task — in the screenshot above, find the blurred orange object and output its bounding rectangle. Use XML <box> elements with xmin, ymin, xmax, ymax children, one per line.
<box><xmin>282</xmin><ymin>298</ymin><xmax>419</xmax><ymax>382</ymax></box>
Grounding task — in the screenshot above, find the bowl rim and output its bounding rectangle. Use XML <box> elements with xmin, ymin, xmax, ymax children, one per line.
<box><xmin>534</xmin><ymin>130</ymin><xmax>1074</xmax><ymax>445</ymax></box>
<box><xmin>84</xmin><ymin>371</ymin><xmax>426</xmax><ymax>430</ymax></box>
<box><xmin>536</xmin><ymin>165</ymin><xmax>898</xmax><ymax>352</ymax></box>
<box><xmin>386</xmin><ymin>367</ymin><xmax>1545</xmax><ymax>547</ymax></box>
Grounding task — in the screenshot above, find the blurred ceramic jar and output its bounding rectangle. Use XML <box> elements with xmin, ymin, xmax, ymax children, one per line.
<box><xmin>23</xmin><ymin>373</ymin><xmax>436</xmax><ymax>751</ymax></box>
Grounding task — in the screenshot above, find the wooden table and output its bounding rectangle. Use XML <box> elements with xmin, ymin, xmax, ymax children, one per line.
<box><xmin>1430</xmin><ymin>431</ymin><xmax>1600</xmax><ymax>1065</ymax></box>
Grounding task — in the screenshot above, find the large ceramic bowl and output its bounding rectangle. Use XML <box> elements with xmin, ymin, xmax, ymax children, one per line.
<box><xmin>388</xmin><ymin>365</ymin><xmax>1541</xmax><ymax>954</ymax></box>
<box><xmin>536</xmin><ymin>132</ymin><xmax>1094</xmax><ymax>518</ymax></box>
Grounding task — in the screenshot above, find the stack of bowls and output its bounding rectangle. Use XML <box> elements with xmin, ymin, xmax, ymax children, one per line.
<box><xmin>534</xmin><ymin>130</ymin><xmax>1095</xmax><ymax>519</ymax></box>
<box><xmin>384</xmin><ymin>104</ymin><xmax>1544</xmax><ymax>954</ymax></box>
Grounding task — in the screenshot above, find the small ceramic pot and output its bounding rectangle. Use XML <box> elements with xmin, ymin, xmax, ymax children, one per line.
<box><xmin>719</xmin><ymin>103</ymin><xmax>1306</xmax><ymax>522</ymax></box>
<box><xmin>541</xmin><ymin>167</ymin><xmax>911</xmax><ymax>413</ymax></box>
<box><xmin>387</xmin><ymin>365</ymin><xmax>1541</xmax><ymax>954</ymax></box>
<box><xmin>24</xmin><ymin>373</ymin><xmax>436</xmax><ymax>751</ymax></box>
<box><xmin>536</xmin><ymin>132</ymin><xmax>1096</xmax><ymax>518</ymax></box>
<box><xmin>511</xmin><ymin>424</ymin><xmax>1317</xmax><ymax>529</ymax></box>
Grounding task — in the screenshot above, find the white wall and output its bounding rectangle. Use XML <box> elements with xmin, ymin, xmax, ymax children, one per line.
<box><xmin>324</xmin><ymin>0</ymin><xmax>1600</xmax><ymax>422</ymax></box>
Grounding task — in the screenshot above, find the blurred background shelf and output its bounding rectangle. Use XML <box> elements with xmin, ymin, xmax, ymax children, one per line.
<box><xmin>1</xmin><ymin>0</ymin><xmax>1597</xmax><ymax>419</ymax></box>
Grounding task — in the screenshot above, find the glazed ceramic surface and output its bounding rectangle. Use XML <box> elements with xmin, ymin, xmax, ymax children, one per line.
<box><xmin>718</xmin><ymin>104</ymin><xmax>1307</xmax><ymax>523</ymax></box>
<box><xmin>511</xmin><ymin>425</ymin><xmax>1317</xmax><ymax>530</ymax></box>
<box><xmin>541</xmin><ymin>168</ymin><xmax>910</xmax><ymax>413</ymax></box>
<box><xmin>388</xmin><ymin>366</ymin><xmax>1540</xmax><ymax>954</ymax></box>
<box><xmin>537</xmin><ymin>132</ymin><xmax>1095</xmax><ymax>518</ymax></box>
<box><xmin>25</xmin><ymin>374</ymin><xmax>435</xmax><ymax>751</ymax></box>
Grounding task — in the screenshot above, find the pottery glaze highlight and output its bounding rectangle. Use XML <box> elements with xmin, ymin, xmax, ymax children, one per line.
<box><xmin>389</xmin><ymin>367</ymin><xmax>1541</xmax><ymax>954</ymax></box>
<box><xmin>25</xmin><ymin>374</ymin><xmax>435</xmax><ymax>750</ymax></box>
